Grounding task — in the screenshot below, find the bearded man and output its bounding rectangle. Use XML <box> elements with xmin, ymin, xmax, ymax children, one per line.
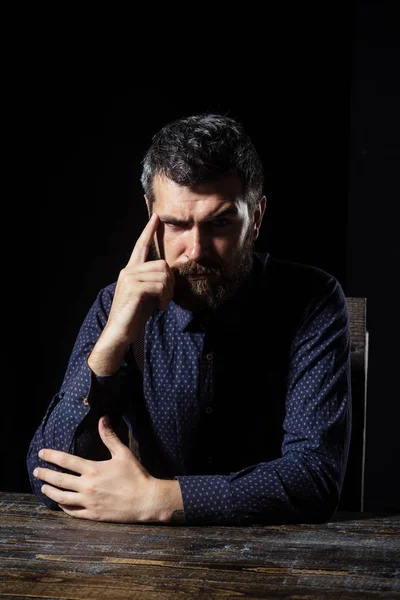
<box><xmin>28</xmin><ymin>114</ymin><xmax>351</xmax><ymax>526</ymax></box>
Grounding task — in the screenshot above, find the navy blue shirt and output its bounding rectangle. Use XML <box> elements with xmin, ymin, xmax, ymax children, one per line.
<box><xmin>28</xmin><ymin>252</ymin><xmax>352</xmax><ymax>525</ymax></box>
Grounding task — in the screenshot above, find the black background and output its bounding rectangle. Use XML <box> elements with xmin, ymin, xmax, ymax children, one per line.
<box><xmin>5</xmin><ymin>2</ymin><xmax>399</xmax><ymax>512</ymax></box>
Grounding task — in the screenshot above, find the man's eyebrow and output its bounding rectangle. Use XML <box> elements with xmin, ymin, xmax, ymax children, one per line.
<box><xmin>159</xmin><ymin>206</ymin><xmax>239</xmax><ymax>225</ymax></box>
<box><xmin>208</xmin><ymin>206</ymin><xmax>239</xmax><ymax>220</ymax></box>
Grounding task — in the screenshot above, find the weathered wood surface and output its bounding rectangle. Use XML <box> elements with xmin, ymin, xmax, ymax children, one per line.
<box><xmin>0</xmin><ymin>493</ymin><xmax>399</xmax><ymax>599</ymax></box>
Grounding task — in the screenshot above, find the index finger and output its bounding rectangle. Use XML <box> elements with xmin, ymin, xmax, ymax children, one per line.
<box><xmin>127</xmin><ymin>212</ymin><xmax>160</xmax><ymax>267</ymax></box>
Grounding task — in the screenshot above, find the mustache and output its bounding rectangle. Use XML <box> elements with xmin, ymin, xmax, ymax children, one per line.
<box><xmin>172</xmin><ymin>260</ymin><xmax>228</xmax><ymax>277</ymax></box>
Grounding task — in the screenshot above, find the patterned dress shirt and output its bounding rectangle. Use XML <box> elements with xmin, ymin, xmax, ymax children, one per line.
<box><xmin>27</xmin><ymin>252</ymin><xmax>352</xmax><ymax>525</ymax></box>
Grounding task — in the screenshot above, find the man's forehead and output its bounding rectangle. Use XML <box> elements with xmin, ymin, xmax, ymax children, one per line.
<box><xmin>152</xmin><ymin>174</ymin><xmax>245</xmax><ymax>215</ymax></box>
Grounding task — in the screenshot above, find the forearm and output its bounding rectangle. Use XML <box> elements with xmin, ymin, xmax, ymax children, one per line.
<box><xmin>231</xmin><ymin>452</ymin><xmax>342</xmax><ymax>523</ymax></box>
<box><xmin>87</xmin><ymin>325</ymin><xmax>131</xmax><ymax>376</ymax></box>
<box><xmin>176</xmin><ymin>451</ymin><xmax>342</xmax><ymax>526</ymax></box>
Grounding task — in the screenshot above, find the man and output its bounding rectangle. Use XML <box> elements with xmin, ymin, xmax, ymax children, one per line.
<box><xmin>28</xmin><ymin>113</ymin><xmax>351</xmax><ymax>525</ymax></box>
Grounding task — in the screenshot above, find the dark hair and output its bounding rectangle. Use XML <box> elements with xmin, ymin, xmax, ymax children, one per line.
<box><xmin>140</xmin><ymin>113</ymin><xmax>264</xmax><ymax>210</ymax></box>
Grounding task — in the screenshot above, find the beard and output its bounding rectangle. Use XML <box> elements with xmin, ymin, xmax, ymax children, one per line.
<box><xmin>169</xmin><ymin>231</ymin><xmax>254</xmax><ymax>312</ymax></box>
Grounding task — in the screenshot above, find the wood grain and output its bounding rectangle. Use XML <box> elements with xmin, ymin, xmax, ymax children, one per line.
<box><xmin>1</xmin><ymin>492</ymin><xmax>399</xmax><ymax>599</ymax></box>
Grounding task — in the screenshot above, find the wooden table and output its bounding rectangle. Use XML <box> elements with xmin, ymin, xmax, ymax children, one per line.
<box><xmin>1</xmin><ymin>492</ymin><xmax>399</xmax><ymax>599</ymax></box>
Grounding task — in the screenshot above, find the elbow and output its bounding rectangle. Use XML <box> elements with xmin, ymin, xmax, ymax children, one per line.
<box><xmin>288</xmin><ymin>463</ymin><xmax>341</xmax><ymax>525</ymax></box>
<box><xmin>291</xmin><ymin>497</ymin><xmax>338</xmax><ymax>525</ymax></box>
<box><xmin>297</xmin><ymin>485</ymin><xmax>340</xmax><ymax>524</ymax></box>
<box><xmin>308</xmin><ymin>495</ymin><xmax>339</xmax><ymax>523</ymax></box>
<box><xmin>294</xmin><ymin>454</ymin><xmax>342</xmax><ymax>524</ymax></box>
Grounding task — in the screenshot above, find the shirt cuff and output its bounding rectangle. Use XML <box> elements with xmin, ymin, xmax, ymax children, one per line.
<box><xmin>175</xmin><ymin>475</ymin><xmax>236</xmax><ymax>525</ymax></box>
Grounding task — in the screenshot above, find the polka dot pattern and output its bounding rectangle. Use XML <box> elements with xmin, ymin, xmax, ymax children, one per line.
<box><xmin>27</xmin><ymin>253</ymin><xmax>351</xmax><ymax>524</ymax></box>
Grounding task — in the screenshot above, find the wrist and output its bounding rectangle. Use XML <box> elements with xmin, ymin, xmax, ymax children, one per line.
<box><xmin>88</xmin><ymin>330</ymin><xmax>130</xmax><ymax>376</ymax></box>
<box><xmin>154</xmin><ymin>479</ymin><xmax>184</xmax><ymax>524</ymax></box>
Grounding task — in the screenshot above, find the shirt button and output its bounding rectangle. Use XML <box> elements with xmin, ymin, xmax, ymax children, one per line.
<box><xmin>82</xmin><ymin>397</ymin><xmax>89</xmax><ymax>406</ymax></box>
<box><xmin>206</xmin><ymin>352</ymin><xmax>213</xmax><ymax>361</ymax></box>
<box><xmin>205</xmin><ymin>406</ymin><xmax>213</xmax><ymax>414</ymax></box>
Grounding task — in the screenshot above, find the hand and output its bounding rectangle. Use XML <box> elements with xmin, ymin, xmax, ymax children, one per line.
<box><xmin>33</xmin><ymin>416</ymin><xmax>181</xmax><ymax>523</ymax></box>
<box><xmin>88</xmin><ymin>212</ymin><xmax>175</xmax><ymax>374</ymax></box>
<box><xmin>107</xmin><ymin>212</ymin><xmax>175</xmax><ymax>340</ymax></box>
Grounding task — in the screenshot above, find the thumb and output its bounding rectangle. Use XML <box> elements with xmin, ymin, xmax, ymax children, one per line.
<box><xmin>98</xmin><ymin>415</ymin><xmax>124</xmax><ymax>458</ymax></box>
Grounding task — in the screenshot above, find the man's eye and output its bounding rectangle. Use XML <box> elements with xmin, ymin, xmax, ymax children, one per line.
<box><xmin>165</xmin><ymin>222</ymin><xmax>184</xmax><ymax>230</ymax></box>
<box><xmin>211</xmin><ymin>219</ymin><xmax>230</xmax><ymax>228</ymax></box>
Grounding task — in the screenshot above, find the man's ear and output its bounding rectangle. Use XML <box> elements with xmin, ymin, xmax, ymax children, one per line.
<box><xmin>144</xmin><ymin>194</ymin><xmax>152</xmax><ymax>218</ymax></box>
<box><xmin>253</xmin><ymin>195</ymin><xmax>267</xmax><ymax>240</ymax></box>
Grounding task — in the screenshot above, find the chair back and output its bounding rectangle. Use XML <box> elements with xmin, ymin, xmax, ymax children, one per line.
<box><xmin>339</xmin><ymin>297</ymin><xmax>368</xmax><ymax>511</ymax></box>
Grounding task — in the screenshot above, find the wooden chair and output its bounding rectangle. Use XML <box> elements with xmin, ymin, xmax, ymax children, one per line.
<box><xmin>338</xmin><ymin>297</ymin><xmax>369</xmax><ymax>512</ymax></box>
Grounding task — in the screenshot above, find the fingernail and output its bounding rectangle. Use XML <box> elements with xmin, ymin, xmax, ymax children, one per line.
<box><xmin>38</xmin><ymin>450</ymin><xmax>44</xmax><ymax>458</ymax></box>
<box><xmin>33</xmin><ymin>469</ymin><xmax>39</xmax><ymax>478</ymax></box>
<box><xmin>103</xmin><ymin>415</ymin><xmax>110</xmax><ymax>426</ymax></box>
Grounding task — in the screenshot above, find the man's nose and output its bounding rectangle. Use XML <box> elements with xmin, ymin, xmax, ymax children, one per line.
<box><xmin>186</xmin><ymin>226</ymin><xmax>210</xmax><ymax>261</ymax></box>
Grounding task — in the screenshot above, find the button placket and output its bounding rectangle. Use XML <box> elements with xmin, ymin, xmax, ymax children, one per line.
<box><xmin>202</xmin><ymin>347</ymin><xmax>213</xmax><ymax>416</ymax></box>
<box><xmin>199</xmin><ymin>334</ymin><xmax>214</xmax><ymax>471</ymax></box>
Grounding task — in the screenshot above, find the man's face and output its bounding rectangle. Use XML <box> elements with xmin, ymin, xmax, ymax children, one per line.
<box><xmin>149</xmin><ymin>174</ymin><xmax>265</xmax><ymax>311</ymax></box>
